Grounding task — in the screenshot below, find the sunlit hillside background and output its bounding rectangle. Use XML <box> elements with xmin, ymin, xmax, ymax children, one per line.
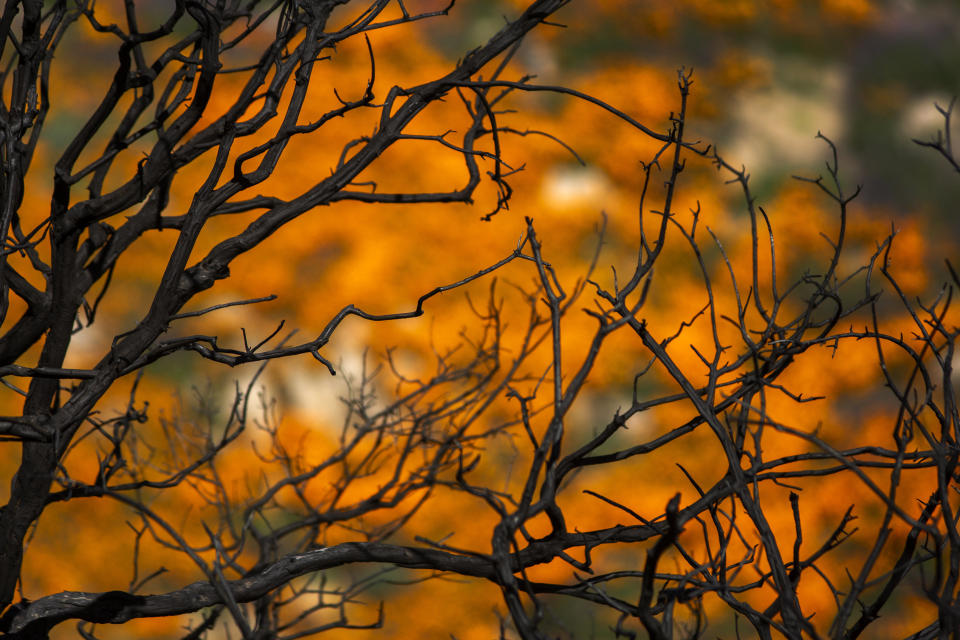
<box><xmin>2</xmin><ymin>1</ymin><xmax>958</xmax><ymax>637</ymax></box>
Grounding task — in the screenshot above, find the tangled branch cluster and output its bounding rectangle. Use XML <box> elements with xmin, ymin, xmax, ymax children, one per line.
<box><xmin>0</xmin><ymin>1</ymin><xmax>956</xmax><ymax>639</ymax></box>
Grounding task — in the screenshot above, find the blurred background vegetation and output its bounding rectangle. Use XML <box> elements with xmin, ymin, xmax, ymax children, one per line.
<box><xmin>5</xmin><ymin>1</ymin><xmax>959</xmax><ymax>637</ymax></box>
<box><xmin>431</xmin><ymin>0</ymin><xmax>960</xmax><ymax>234</ymax></box>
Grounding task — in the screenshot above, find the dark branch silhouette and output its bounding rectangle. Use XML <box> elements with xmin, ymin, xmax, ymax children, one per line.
<box><xmin>0</xmin><ymin>1</ymin><xmax>957</xmax><ymax>639</ymax></box>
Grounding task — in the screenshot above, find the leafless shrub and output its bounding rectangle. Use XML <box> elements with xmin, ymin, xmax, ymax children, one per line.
<box><xmin>0</xmin><ymin>2</ymin><xmax>957</xmax><ymax>639</ymax></box>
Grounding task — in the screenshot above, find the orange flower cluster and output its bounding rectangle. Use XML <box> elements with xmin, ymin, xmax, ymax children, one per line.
<box><xmin>1</xmin><ymin>2</ymin><xmax>951</xmax><ymax>638</ymax></box>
